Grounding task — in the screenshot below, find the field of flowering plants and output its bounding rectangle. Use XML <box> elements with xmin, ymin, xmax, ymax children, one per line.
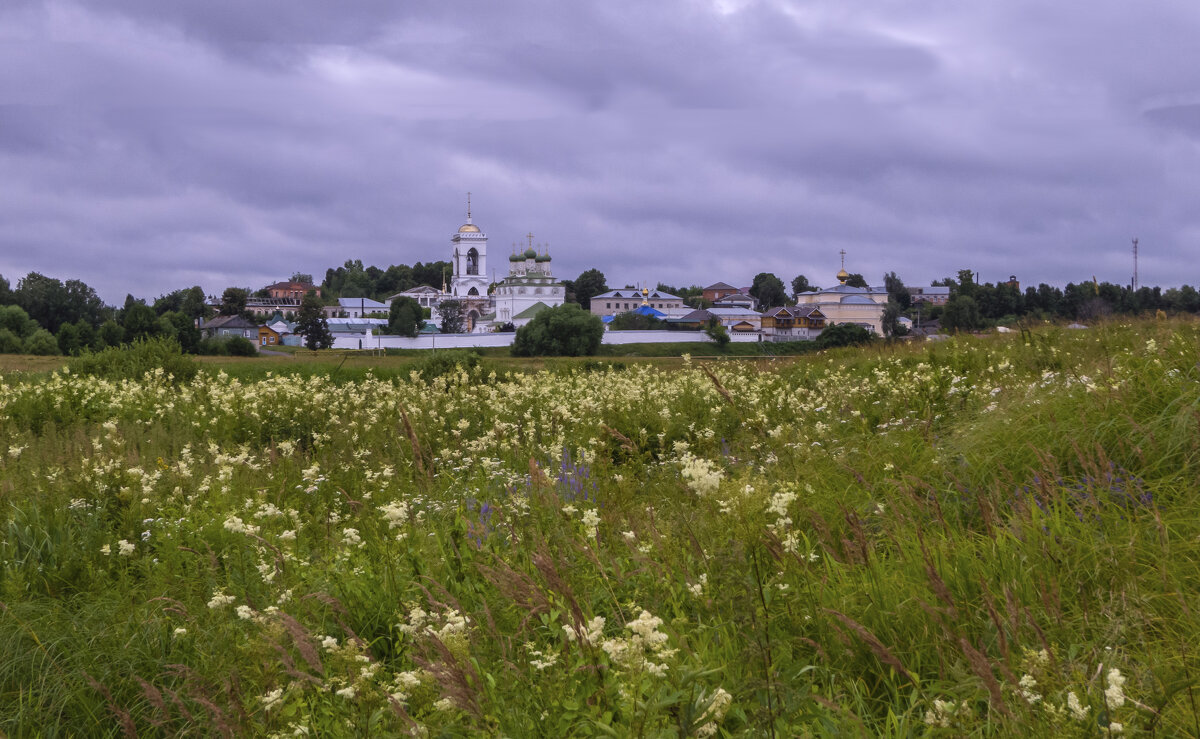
<box><xmin>2</xmin><ymin>321</ymin><xmax>1199</xmax><ymax>736</ymax></box>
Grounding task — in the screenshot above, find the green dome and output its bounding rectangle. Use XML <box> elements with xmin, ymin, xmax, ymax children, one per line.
<box><xmin>523</xmin><ymin>247</ymin><xmax>538</xmax><ymax>259</ymax></box>
<box><xmin>535</xmin><ymin>253</ymin><xmax>551</xmax><ymax>262</ymax></box>
<box><xmin>509</xmin><ymin>253</ymin><xmax>522</xmax><ymax>262</ymax></box>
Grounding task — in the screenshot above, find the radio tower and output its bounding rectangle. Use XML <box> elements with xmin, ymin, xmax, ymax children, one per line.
<box><xmin>1132</xmin><ymin>238</ymin><xmax>1139</xmax><ymax>291</ymax></box>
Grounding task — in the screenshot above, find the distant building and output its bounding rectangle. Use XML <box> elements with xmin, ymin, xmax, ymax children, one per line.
<box><xmin>200</xmin><ymin>315</ymin><xmax>259</xmax><ymax>340</ymax></box>
<box><xmin>493</xmin><ymin>241</ymin><xmax>565</xmax><ymax>327</ymax></box>
<box><xmin>330</xmin><ymin>297</ymin><xmax>390</xmax><ymax>319</ymax></box>
<box><xmin>761</xmin><ymin>305</ymin><xmax>826</xmax><ymax>341</ymax></box>
<box><xmin>265</xmin><ymin>281</ymin><xmax>320</xmax><ymax>301</ymax></box>
<box><xmin>794</xmin><ymin>265</ymin><xmax>888</xmax><ymax>334</ymax></box>
<box><xmin>702</xmin><ymin>282</ymin><xmax>740</xmax><ymax>303</ymax></box>
<box><xmin>907</xmin><ymin>286</ymin><xmax>951</xmax><ymax>305</ymax></box>
<box><xmin>590</xmin><ymin>288</ymin><xmax>685</xmax><ymax>318</ymax></box>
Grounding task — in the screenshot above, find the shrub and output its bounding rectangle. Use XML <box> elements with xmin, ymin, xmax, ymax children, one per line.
<box><xmin>225</xmin><ymin>336</ymin><xmax>258</xmax><ymax>356</ymax></box>
<box><xmin>68</xmin><ymin>335</ymin><xmax>199</xmax><ymax>383</ymax></box>
<box><xmin>704</xmin><ymin>320</ymin><xmax>731</xmax><ymax>348</ymax></box>
<box><xmin>23</xmin><ymin>329</ymin><xmax>61</xmax><ymax>356</ymax></box>
<box><xmin>0</xmin><ymin>328</ymin><xmax>23</xmax><ymax>354</ymax></box>
<box><xmin>415</xmin><ymin>349</ymin><xmax>482</xmax><ymax>382</ymax></box>
<box><xmin>512</xmin><ymin>303</ymin><xmax>604</xmax><ymax>357</ymax></box>
<box><xmin>815</xmin><ymin>322</ymin><xmax>873</xmax><ymax>349</ymax></box>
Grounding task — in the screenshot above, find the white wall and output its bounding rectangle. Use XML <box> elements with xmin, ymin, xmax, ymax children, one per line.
<box><xmin>331</xmin><ymin>330</ymin><xmax>748</xmax><ymax>350</ymax></box>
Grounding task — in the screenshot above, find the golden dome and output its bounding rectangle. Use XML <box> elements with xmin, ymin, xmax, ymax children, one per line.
<box><xmin>458</xmin><ymin>223</ymin><xmax>481</xmax><ymax>233</ymax></box>
<box><xmin>836</xmin><ymin>268</ymin><xmax>849</xmax><ymax>284</ymax></box>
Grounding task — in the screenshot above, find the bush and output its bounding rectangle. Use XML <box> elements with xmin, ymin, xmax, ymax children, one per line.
<box><xmin>815</xmin><ymin>323</ymin><xmax>873</xmax><ymax>349</ymax></box>
<box><xmin>225</xmin><ymin>336</ymin><xmax>258</xmax><ymax>356</ymax></box>
<box><xmin>512</xmin><ymin>303</ymin><xmax>604</xmax><ymax>357</ymax></box>
<box><xmin>24</xmin><ymin>329</ymin><xmax>61</xmax><ymax>356</ymax></box>
<box><xmin>704</xmin><ymin>320</ymin><xmax>731</xmax><ymax>348</ymax></box>
<box><xmin>68</xmin><ymin>336</ymin><xmax>199</xmax><ymax>383</ymax></box>
<box><xmin>197</xmin><ymin>336</ymin><xmax>258</xmax><ymax>356</ymax></box>
<box><xmin>0</xmin><ymin>328</ymin><xmax>23</xmax><ymax>354</ymax></box>
<box><xmin>415</xmin><ymin>349</ymin><xmax>482</xmax><ymax>382</ymax></box>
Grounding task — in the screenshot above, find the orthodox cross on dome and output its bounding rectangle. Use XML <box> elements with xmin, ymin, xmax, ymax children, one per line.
<box><xmin>526</xmin><ymin>232</ymin><xmax>534</xmax><ymax>248</ymax></box>
<box><xmin>466</xmin><ymin>192</ymin><xmax>472</xmax><ymax>222</ymax></box>
<box><xmin>839</xmin><ymin>249</ymin><xmax>847</xmax><ymax>270</ymax></box>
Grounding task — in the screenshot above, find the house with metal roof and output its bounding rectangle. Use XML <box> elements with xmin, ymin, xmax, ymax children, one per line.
<box><xmin>761</xmin><ymin>305</ymin><xmax>826</xmax><ymax>341</ymax></box>
<box><xmin>590</xmin><ymin>288</ymin><xmax>686</xmax><ymax>318</ymax></box>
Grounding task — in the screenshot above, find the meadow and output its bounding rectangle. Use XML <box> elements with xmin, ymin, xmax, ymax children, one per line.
<box><xmin>1</xmin><ymin>320</ymin><xmax>1198</xmax><ymax>736</ymax></box>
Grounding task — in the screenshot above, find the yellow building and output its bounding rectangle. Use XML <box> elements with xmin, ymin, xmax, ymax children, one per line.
<box><xmin>793</xmin><ymin>266</ymin><xmax>888</xmax><ymax>334</ymax></box>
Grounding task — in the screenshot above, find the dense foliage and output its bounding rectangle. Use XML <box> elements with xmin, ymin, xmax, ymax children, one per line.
<box><xmin>512</xmin><ymin>303</ymin><xmax>604</xmax><ymax>356</ymax></box>
<box><xmin>2</xmin><ymin>321</ymin><xmax>1200</xmax><ymax>735</ymax></box>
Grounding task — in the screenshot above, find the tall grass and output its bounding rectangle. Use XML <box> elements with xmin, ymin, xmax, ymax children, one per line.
<box><xmin>0</xmin><ymin>319</ymin><xmax>1197</xmax><ymax>735</ymax></box>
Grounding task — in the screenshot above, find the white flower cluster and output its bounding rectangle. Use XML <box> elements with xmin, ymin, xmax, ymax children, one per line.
<box><xmin>580</xmin><ymin>509</ymin><xmax>601</xmax><ymax>540</ymax></box>
<box><xmin>600</xmin><ymin>610</ymin><xmax>676</xmax><ymax>678</ymax></box>
<box><xmin>679</xmin><ymin>453</ymin><xmax>723</xmax><ymax>497</ymax></box>
<box><xmin>563</xmin><ymin>616</ymin><xmax>606</xmax><ymax>646</ymax></box>
<box><xmin>923</xmin><ymin>699</ymin><xmax>972</xmax><ymax>727</ymax></box>
<box><xmin>694</xmin><ymin>687</ymin><xmax>733</xmax><ymax>738</ymax></box>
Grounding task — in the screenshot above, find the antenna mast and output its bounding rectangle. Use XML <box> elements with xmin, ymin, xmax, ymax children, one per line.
<box><xmin>1132</xmin><ymin>238</ymin><xmax>1139</xmax><ymax>291</ymax></box>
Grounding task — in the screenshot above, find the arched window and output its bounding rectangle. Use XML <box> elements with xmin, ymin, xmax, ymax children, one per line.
<box><xmin>466</xmin><ymin>248</ymin><xmax>479</xmax><ymax>275</ymax></box>
<box><xmin>468</xmin><ymin>287</ymin><xmax>479</xmax><ymax>296</ymax></box>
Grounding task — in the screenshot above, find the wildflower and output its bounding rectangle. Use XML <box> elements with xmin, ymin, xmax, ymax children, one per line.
<box><xmin>335</xmin><ymin>685</ymin><xmax>356</xmax><ymax>700</ymax></box>
<box><xmin>261</xmin><ymin>688</ymin><xmax>284</xmax><ymax>710</ymax></box>
<box><xmin>581</xmin><ymin>509</ymin><xmax>601</xmax><ymax>539</ymax></box>
<box><xmin>1066</xmin><ymin>691</ymin><xmax>1089</xmax><ymax>721</ymax></box>
<box><xmin>622</xmin><ymin>530</ymin><xmax>636</xmax><ymax>541</ymax></box>
<box><xmin>378</xmin><ymin>500</ymin><xmax>409</xmax><ymax>529</ymax></box>
<box><xmin>235</xmin><ymin>605</ymin><xmax>255</xmax><ymax>620</ymax></box>
<box><xmin>563</xmin><ymin>616</ymin><xmax>606</xmax><ymax>645</ymax></box>
<box><xmin>342</xmin><ymin>528</ymin><xmax>363</xmax><ymax>548</ymax></box>
<box><xmin>1018</xmin><ymin>673</ymin><xmax>1041</xmax><ymax>704</ymax></box>
<box><xmin>688</xmin><ymin>574</ymin><xmax>707</xmax><ymax>597</ymax></box>
<box><xmin>117</xmin><ymin>539</ymin><xmax>136</xmax><ymax>556</ymax></box>
<box><xmin>679</xmin><ymin>454</ymin><xmax>723</xmax><ymax>496</ymax></box>
<box><xmin>223</xmin><ymin>516</ymin><xmax>259</xmax><ymax>535</ymax></box>
<box><xmin>1105</xmin><ymin>668</ymin><xmax>1126</xmax><ymax>708</ymax></box>
<box><xmin>320</xmin><ymin>635</ymin><xmax>339</xmax><ymax>651</ymax></box>
<box><xmin>695</xmin><ymin>687</ymin><xmax>732</xmax><ymax>738</ymax></box>
<box><xmin>173</xmin><ymin>627</ymin><xmax>188</xmax><ymax>636</ymax></box>
<box><xmin>208</xmin><ymin>592</ymin><xmax>237</xmax><ymax>609</ymax></box>
<box><xmin>279</xmin><ymin>530</ymin><xmax>297</xmax><ymax>541</ymax></box>
<box><xmin>99</xmin><ymin>544</ymin><xmax>111</xmax><ymax>556</ymax></box>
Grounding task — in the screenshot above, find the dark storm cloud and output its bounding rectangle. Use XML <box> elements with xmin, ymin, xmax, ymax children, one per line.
<box><xmin>1</xmin><ymin>0</ymin><xmax>1199</xmax><ymax>302</ymax></box>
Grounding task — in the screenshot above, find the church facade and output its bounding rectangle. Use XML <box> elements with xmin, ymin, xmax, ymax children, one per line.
<box><xmin>443</xmin><ymin>202</ymin><xmax>565</xmax><ymax>332</ymax></box>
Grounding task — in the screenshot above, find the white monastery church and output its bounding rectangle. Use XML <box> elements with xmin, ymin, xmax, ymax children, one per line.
<box><xmin>400</xmin><ymin>199</ymin><xmax>565</xmax><ymax>331</ymax></box>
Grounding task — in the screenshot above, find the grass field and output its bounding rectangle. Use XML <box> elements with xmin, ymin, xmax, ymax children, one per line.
<box><xmin>1</xmin><ymin>320</ymin><xmax>1198</xmax><ymax>736</ymax></box>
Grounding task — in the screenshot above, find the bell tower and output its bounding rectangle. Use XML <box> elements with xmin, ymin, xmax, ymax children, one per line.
<box><xmin>450</xmin><ymin>193</ymin><xmax>489</xmax><ymax>298</ymax></box>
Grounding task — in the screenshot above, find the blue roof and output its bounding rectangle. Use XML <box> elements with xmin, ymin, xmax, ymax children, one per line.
<box><xmin>840</xmin><ymin>295</ymin><xmax>876</xmax><ymax>304</ymax></box>
<box><xmin>633</xmin><ymin>305</ymin><xmax>666</xmax><ymax>317</ymax></box>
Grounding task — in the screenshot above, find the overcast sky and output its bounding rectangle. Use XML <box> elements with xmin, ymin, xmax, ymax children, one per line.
<box><xmin>2</xmin><ymin>1</ymin><xmax>1199</xmax><ymax>303</ymax></box>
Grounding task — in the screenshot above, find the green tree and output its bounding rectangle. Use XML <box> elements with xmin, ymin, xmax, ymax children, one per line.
<box><xmin>56</xmin><ymin>321</ymin><xmax>83</xmax><ymax>355</ymax></box>
<box><xmin>881</xmin><ymin>303</ymin><xmax>907</xmax><ymax>338</ymax></box>
<box><xmin>219</xmin><ymin>287</ymin><xmax>250</xmax><ymax>316</ymax></box>
<box><xmin>816</xmin><ymin>322</ymin><xmax>872</xmax><ymax>349</ymax></box>
<box><xmin>24</xmin><ymin>328</ymin><xmax>60</xmax><ymax>355</ymax></box>
<box><xmin>290</xmin><ymin>272</ymin><xmax>314</xmax><ymax>285</ymax></box>
<box><xmin>512</xmin><ymin>303</ymin><xmax>604</xmax><ymax>357</ymax></box>
<box><xmin>388</xmin><ymin>297</ymin><xmax>424</xmax><ymax>337</ymax></box>
<box><xmin>791</xmin><ymin>275</ymin><xmax>813</xmax><ymax>298</ymax></box>
<box><xmin>883</xmin><ymin>272</ymin><xmax>911</xmax><ymax>310</ymax></box>
<box><xmin>572</xmin><ymin>269</ymin><xmax>608</xmax><ymax>310</ymax></box>
<box><xmin>98</xmin><ymin>319</ymin><xmax>125</xmax><ymax>349</ymax></box>
<box><xmin>942</xmin><ymin>295</ymin><xmax>985</xmax><ymax>332</ymax></box>
<box><xmin>844</xmin><ymin>273</ymin><xmax>868</xmax><ymax>289</ymax></box>
<box><xmin>161</xmin><ymin>311</ymin><xmax>201</xmax><ymax>353</ymax></box>
<box><xmin>750</xmin><ymin>273</ymin><xmax>788</xmax><ymax>308</ymax></box>
<box><xmin>705</xmin><ymin>318</ymin><xmax>731</xmax><ymax>349</ymax></box>
<box><xmin>297</xmin><ymin>293</ymin><xmax>333</xmax><ymax>350</ymax></box>
<box><xmin>0</xmin><ymin>305</ymin><xmax>38</xmax><ymax>338</ymax></box>
<box><xmin>0</xmin><ymin>329</ymin><xmax>22</xmax><ymax>353</ymax></box>
<box><xmin>438</xmin><ymin>300</ymin><xmax>466</xmax><ymax>334</ymax></box>
<box><xmin>122</xmin><ymin>302</ymin><xmax>159</xmax><ymax>341</ymax></box>
<box><xmin>0</xmin><ymin>274</ymin><xmax>11</xmax><ymax>305</ymax></box>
